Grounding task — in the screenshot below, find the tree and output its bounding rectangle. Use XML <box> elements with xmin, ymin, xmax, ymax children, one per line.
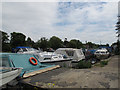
<box><xmin>49</xmin><ymin>36</ymin><xmax>63</xmax><ymax>50</ymax></box>
<box><xmin>106</xmin><ymin>43</ymin><xmax>109</xmax><ymax>47</ymax></box>
<box><xmin>2</xmin><ymin>31</ymin><xmax>9</xmax><ymax>43</ymax></box>
<box><xmin>26</xmin><ymin>37</ymin><xmax>34</xmax><ymax>47</ymax></box>
<box><xmin>0</xmin><ymin>31</ymin><xmax>11</xmax><ymax>52</ymax></box>
<box><xmin>63</xmin><ymin>38</ymin><xmax>69</xmax><ymax>47</ymax></box>
<box><xmin>68</xmin><ymin>39</ymin><xmax>83</xmax><ymax>48</ymax></box>
<box><xmin>10</xmin><ymin>32</ymin><xmax>26</xmax><ymax>48</ymax></box>
<box><xmin>36</xmin><ymin>37</ymin><xmax>49</xmax><ymax>51</ymax></box>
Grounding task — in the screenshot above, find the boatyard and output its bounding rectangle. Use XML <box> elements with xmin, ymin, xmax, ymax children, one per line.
<box><xmin>1</xmin><ymin>1</ymin><xmax>120</xmax><ymax>90</ymax></box>
<box><xmin>1</xmin><ymin>53</ymin><xmax>119</xmax><ymax>89</ymax></box>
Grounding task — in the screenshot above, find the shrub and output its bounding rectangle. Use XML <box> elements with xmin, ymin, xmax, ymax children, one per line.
<box><xmin>75</xmin><ymin>60</ymin><xmax>91</xmax><ymax>69</ymax></box>
<box><xmin>63</xmin><ymin>63</ymin><xmax>67</xmax><ymax>68</ymax></box>
<box><xmin>100</xmin><ymin>61</ymin><xmax>108</xmax><ymax>67</ymax></box>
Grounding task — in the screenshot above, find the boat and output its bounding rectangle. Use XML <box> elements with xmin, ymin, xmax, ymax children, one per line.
<box><xmin>0</xmin><ymin>67</ymin><xmax>22</xmax><ymax>86</ymax></box>
<box><xmin>33</xmin><ymin>52</ymin><xmax>72</xmax><ymax>67</ymax></box>
<box><xmin>0</xmin><ymin>53</ymin><xmax>60</xmax><ymax>78</ymax></box>
<box><xmin>13</xmin><ymin>47</ymin><xmax>72</xmax><ymax>65</ymax></box>
<box><xmin>94</xmin><ymin>48</ymin><xmax>110</xmax><ymax>59</ymax></box>
<box><xmin>36</xmin><ymin>52</ymin><xmax>71</xmax><ymax>62</ymax></box>
<box><xmin>55</xmin><ymin>48</ymin><xmax>85</xmax><ymax>62</ymax></box>
<box><xmin>12</xmin><ymin>46</ymin><xmax>41</xmax><ymax>54</ymax></box>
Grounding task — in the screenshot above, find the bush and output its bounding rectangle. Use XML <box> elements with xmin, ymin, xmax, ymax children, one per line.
<box><xmin>75</xmin><ymin>60</ymin><xmax>92</xmax><ymax>69</ymax></box>
<box><xmin>63</xmin><ymin>63</ymin><xmax>67</xmax><ymax>68</ymax></box>
<box><xmin>100</xmin><ymin>61</ymin><xmax>108</xmax><ymax>67</ymax></box>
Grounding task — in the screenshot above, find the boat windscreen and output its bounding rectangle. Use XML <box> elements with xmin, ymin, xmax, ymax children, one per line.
<box><xmin>65</xmin><ymin>50</ymin><xmax>74</xmax><ymax>56</ymax></box>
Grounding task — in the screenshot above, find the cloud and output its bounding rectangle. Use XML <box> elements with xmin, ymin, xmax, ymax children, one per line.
<box><xmin>3</xmin><ymin>2</ymin><xmax>58</xmax><ymax>40</ymax></box>
<box><xmin>54</xmin><ymin>2</ymin><xmax>118</xmax><ymax>44</ymax></box>
<box><xmin>2</xmin><ymin>2</ymin><xmax>118</xmax><ymax>45</ymax></box>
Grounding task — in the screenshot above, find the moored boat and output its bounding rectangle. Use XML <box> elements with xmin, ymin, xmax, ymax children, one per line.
<box><xmin>0</xmin><ymin>67</ymin><xmax>22</xmax><ymax>86</ymax></box>
<box><xmin>94</xmin><ymin>48</ymin><xmax>110</xmax><ymax>59</ymax></box>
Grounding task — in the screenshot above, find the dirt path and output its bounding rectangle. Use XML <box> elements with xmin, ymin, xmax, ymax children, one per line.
<box><xmin>23</xmin><ymin>55</ymin><xmax>119</xmax><ymax>88</ymax></box>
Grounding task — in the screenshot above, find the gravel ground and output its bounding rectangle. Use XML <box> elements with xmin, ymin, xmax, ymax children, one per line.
<box><xmin>22</xmin><ymin>55</ymin><xmax>119</xmax><ymax>88</ymax></box>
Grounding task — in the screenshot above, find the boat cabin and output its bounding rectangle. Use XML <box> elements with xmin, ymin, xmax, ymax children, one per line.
<box><xmin>55</xmin><ymin>48</ymin><xmax>85</xmax><ymax>61</ymax></box>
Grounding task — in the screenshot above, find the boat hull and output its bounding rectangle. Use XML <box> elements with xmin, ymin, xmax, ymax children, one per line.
<box><xmin>40</xmin><ymin>59</ymin><xmax>72</xmax><ymax>67</ymax></box>
<box><xmin>0</xmin><ymin>67</ymin><xmax>22</xmax><ymax>86</ymax></box>
<box><xmin>95</xmin><ymin>54</ymin><xmax>109</xmax><ymax>60</ymax></box>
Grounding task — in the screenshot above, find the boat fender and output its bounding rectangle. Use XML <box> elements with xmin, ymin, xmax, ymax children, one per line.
<box><xmin>29</xmin><ymin>57</ymin><xmax>38</xmax><ymax>65</ymax></box>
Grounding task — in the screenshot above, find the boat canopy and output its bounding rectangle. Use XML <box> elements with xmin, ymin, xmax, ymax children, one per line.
<box><xmin>55</xmin><ymin>48</ymin><xmax>85</xmax><ymax>61</ymax></box>
<box><xmin>15</xmin><ymin>46</ymin><xmax>31</xmax><ymax>49</ymax></box>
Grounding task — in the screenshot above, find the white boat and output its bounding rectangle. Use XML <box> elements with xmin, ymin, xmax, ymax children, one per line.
<box><xmin>15</xmin><ymin>47</ymin><xmax>41</xmax><ymax>54</ymax></box>
<box><xmin>36</xmin><ymin>52</ymin><xmax>70</xmax><ymax>63</ymax></box>
<box><xmin>94</xmin><ymin>48</ymin><xmax>110</xmax><ymax>59</ymax></box>
<box><xmin>0</xmin><ymin>67</ymin><xmax>22</xmax><ymax>86</ymax></box>
<box><xmin>15</xmin><ymin>47</ymin><xmax>71</xmax><ymax>63</ymax></box>
<box><xmin>55</xmin><ymin>48</ymin><xmax>85</xmax><ymax>62</ymax></box>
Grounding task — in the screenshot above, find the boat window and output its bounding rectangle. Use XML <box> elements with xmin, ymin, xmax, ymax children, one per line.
<box><xmin>96</xmin><ymin>52</ymin><xmax>99</xmax><ymax>53</ymax></box>
<box><xmin>27</xmin><ymin>48</ymin><xmax>35</xmax><ymax>51</ymax></box>
<box><xmin>18</xmin><ymin>48</ymin><xmax>23</xmax><ymax>52</ymax></box>
<box><xmin>79</xmin><ymin>50</ymin><xmax>82</xmax><ymax>55</ymax></box>
<box><xmin>65</xmin><ymin>50</ymin><xmax>74</xmax><ymax>56</ymax></box>
<box><xmin>22</xmin><ymin>48</ymin><xmax>27</xmax><ymax>51</ymax></box>
<box><xmin>53</xmin><ymin>56</ymin><xmax>58</xmax><ymax>58</ymax></box>
<box><xmin>44</xmin><ymin>58</ymin><xmax>51</xmax><ymax>60</ymax></box>
<box><xmin>0</xmin><ymin>57</ymin><xmax>10</xmax><ymax>67</ymax></box>
<box><xmin>101</xmin><ymin>52</ymin><xmax>105</xmax><ymax>53</ymax></box>
<box><xmin>59</xmin><ymin>56</ymin><xmax>62</xmax><ymax>58</ymax></box>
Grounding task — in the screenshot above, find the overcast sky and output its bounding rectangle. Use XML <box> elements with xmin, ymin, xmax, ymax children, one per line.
<box><xmin>2</xmin><ymin>2</ymin><xmax>118</xmax><ymax>45</ymax></box>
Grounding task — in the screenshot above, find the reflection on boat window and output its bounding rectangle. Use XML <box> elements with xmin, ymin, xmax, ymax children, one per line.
<box><xmin>101</xmin><ymin>52</ymin><xmax>105</xmax><ymax>53</ymax></box>
<box><xmin>65</xmin><ymin>50</ymin><xmax>74</xmax><ymax>56</ymax></box>
<box><xmin>22</xmin><ymin>48</ymin><xmax>27</xmax><ymax>51</ymax></box>
<box><xmin>59</xmin><ymin>56</ymin><xmax>62</xmax><ymax>58</ymax></box>
<box><xmin>27</xmin><ymin>48</ymin><xmax>35</xmax><ymax>51</ymax></box>
<box><xmin>18</xmin><ymin>48</ymin><xmax>23</xmax><ymax>52</ymax></box>
<box><xmin>53</xmin><ymin>56</ymin><xmax>58</xmax><ymax>58</ymax></box>
<box><xmin>44</xmin><ymin>58</ymin><xmax>51</xmax><ymax>60</ymax></box>
<box><xmin>0</xmin><ymin>57</ymin><xmax>10</xmax><ymax>67</ymax></box>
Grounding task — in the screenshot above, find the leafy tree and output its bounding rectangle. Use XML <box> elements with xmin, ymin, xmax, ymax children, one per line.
<box><xmin>85</xmin><ymin>42</ymin><xmax>99</xmax><ymax>49</ymax></box>
<box><xmin>36</xmin><ymin>37</ymin><xmax>49</xmax><ymax>51</ymax></box>
<box><xmin>26</xmin><ymin>37</ymin><xmax>34</xmax><ymax>47</ymax></box>
<box><xmin>10</xmin><ymin>32</ymin><xmax>26</xmax><ymax>48</ymax></box>
<box><xmin>49</xmin><ymin>36</ymin><xmax>63</xmax><ymax>50</ymax></box>
<box><xmin>106</xmin><ymin>43</ymin><xmax>109</xmax><ymax>47</ymax></box>
<box><xmin>63</xmin><ymin>38</ymin><xmax>69</xmax><ymax>47</ymax></box>
<box><xmin>0</xmin><ymin>31</ymin><xmax>11</xmax><ymax>52</ymax></box>
<box><xmin>1</xmin><ymin>31</ymin><xmax>9</xmax><ymax>43</ymax></box>
<box><xmin>68</xmin><ymin>39</ymin><xmax>83</xmax><ymax>48</ymax></box>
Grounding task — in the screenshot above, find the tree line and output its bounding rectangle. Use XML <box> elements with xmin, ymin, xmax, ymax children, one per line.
<box><xmin>1</xmin><ymin>31</ymin><xmax>110</xmax><ymax>52</ymax></box>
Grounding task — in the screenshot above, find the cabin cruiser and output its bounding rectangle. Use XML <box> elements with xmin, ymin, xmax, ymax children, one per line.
<box><xmin>35</xmin><ymin>52</ymin><xmax>71</xmax><ymax>63</ymax></box>
<box><xmin>55</xmin><ymin>48</ymin><xmax>85</xmax><ymax>62</ymax></box>
<box><xmin>13</xmin><ymin>46</ymin><xmax>41</xmax><ymax>54</ymax></box>
<box><xmin>94</xmin><ymin>48</ymin><xmax>110</xmax><ymax>59</ymax></box>
<box><xmin>13</xmin><ymin>47</ymin><xmax>71</xmax><ymax>63</ymax></box>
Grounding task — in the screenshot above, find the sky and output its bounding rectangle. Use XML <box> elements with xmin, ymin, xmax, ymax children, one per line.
<box><xmin>2</xmin><ymin>2</ymin><xmax>118</xmax><ymax>45</ymax></box>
